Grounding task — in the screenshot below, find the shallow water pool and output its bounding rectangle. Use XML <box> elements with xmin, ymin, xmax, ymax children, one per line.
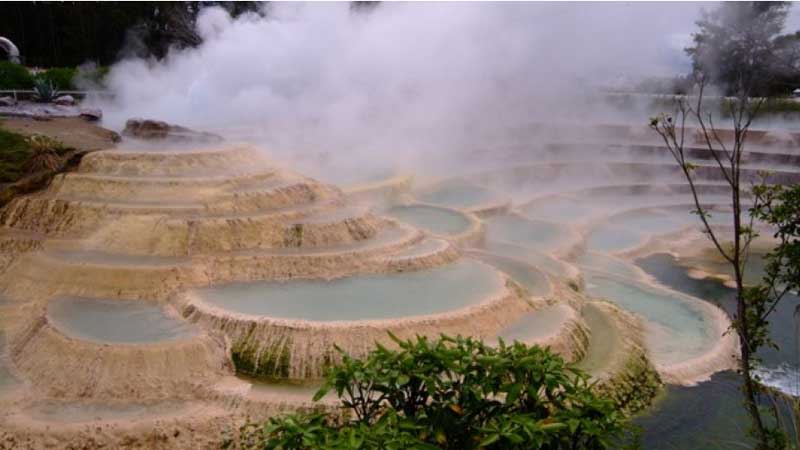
<box><xmin>575</xmin><ymin>251</ymin><xmax>643</xmax><ymax>280</ymax></box>
<box><xmin>482</xmin><ymin>240</ymin><xmax>574</xmax><ymax>278</ymax></box>
<box><xmin>195</xmin><ymin>259</ymin><xmax>504</xmax><ymax>321</ymax></box>
<box><xmin>485</xmin><ymin>214</ymin><xmax>573</xmax><ymax>253</ymax></box>
<box><xmin>584</xmin><ymin>274</ymin><xmax>715</xmax><ymax>366</ymax></box>
<box><xmin>469</xmin><ymin>251</ymin><xmax>550</xmax><ymax>296</ymax></box>
<box><xmin>47</xmin><ymin>297</ymin><xmax>198</xmax><ymax>344</ymax></box>
<box><xmin>586</xmin><ymin>224</ymin><xmax>646</xmax><ymax>253</ymax></box>
<box><xmin>386</xmin><ymin>204</ymin><xmax>472</xmax><ymax>236</ymax></box>
<box><xmin>416</xmin><ymin>179</ymin><xmax>506</xmax><ymax>210</ymax></box>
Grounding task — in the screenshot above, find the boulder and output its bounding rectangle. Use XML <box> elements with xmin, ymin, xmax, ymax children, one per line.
<box><xmin>79</xmin><ymin>108</ymin><xmax>103</xmax><ymax>122</ymax></box>
<box><xmin>122</xmin><ymin>118</ymin><xmax>223</xmax><ymax>142</ymax></box>
<box><xmin>53</xmin><ymin>95</ymin><xmax>75</xmax><ymax>106</ymax></box>
<box><xmin>0</xmin><ymin>96</ymin><xmax>15</xmax><ymax>107</ymax></box>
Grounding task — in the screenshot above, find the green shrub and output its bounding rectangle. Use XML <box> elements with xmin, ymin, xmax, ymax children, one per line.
<box><xmin>232</xmin><ymin>334</ymin><xmax>626</xmax><ymax>450</ymax></box>
<box><xmin>0</xmin><ymin>62</ymin><xmax>34</xmax><ymax>90</ymax></box>
<box><xmin>32</xmin><ymin>79</ymin><xmax>59</xmax><ymax>103</ymax></box>
<box><xmin>37</xmin><ymin>67</ymin><xmax>77</xmax><ymax>90</ymax></box>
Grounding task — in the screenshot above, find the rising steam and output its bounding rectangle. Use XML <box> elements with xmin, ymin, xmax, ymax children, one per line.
<box><xmin>92</xmin><ymin>2</ymin><xmax>704</xmax><ymax>182</ymax></box>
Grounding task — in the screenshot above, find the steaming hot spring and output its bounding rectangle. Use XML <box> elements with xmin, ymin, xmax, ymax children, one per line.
<box><xmin>0</xmin><ymin>123</ymin><xmax>797</xmax><ymax>447</ymax></box>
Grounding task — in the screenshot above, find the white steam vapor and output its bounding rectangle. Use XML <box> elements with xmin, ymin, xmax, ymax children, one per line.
<box><xmin>93</xmin><ymin>2</ymin><xmax>707</xmax><ymax>183</ymax></box>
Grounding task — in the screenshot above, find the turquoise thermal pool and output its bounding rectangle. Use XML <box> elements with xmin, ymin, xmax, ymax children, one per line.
<box><xmin>584</xmin><ymin>274</ymin><xmax>716</xmax><ymax>366</ymax></box>
<box><xmin>483</xmin><ymin>240</ymin><xmax>575</xmax><ymax>278</ymax></box>
<box><xmin>385</xmin><ymin>204</ymin><xmax>472</xmax><ymax>236</ymax></box>
<box><xmin>469</xmin><ymin>251</ymin><xmax>551</xmax><ymax>296</ymax></box>
<box><xmin>388</xmin><ymin>238</ymin><xmax>449</xmax><ymax>259</ymax></box>
<box><xmin>47</xmin><ymin>297</ymin><xmax>199</xmax><ymax>344</ymax></box>
<box><xmin>585</xmin><ymin>224</ymin><xmax>646</xmax><ymax>253</ymax></box>
<box><xmin>485</xmin><ymin>214</ymin><xmax>574</xmax><ymax>253</ymax></box>
<box><xmin>22</xmin><ymin>401</ymin><xmax>192</xmax><ymax>424</ymax></box>
<box><xmin>416</xmin><ymin>179</ymin><xmax>506</xmax><ymax>210</ymax></box>
<box><xmin>194</xmin><ymin>259</ymin><xmax>505</xmax><ymax>321</ymax></box>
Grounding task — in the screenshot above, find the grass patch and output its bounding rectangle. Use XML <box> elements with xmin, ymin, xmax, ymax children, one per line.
<box><xmin>0</xmin><ymin>124</ymin><xmax>35</xmax><ymax>184</ymax></box>
<box><xmin>0</xmin><ymin>122</ymin><xmax>71</xmax><ymax>184</ymax></box>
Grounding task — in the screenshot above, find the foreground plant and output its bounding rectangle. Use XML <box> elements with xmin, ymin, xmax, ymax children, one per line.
<box><xmin>750</xmin><ymin>182</ymin><xmax>800</xmax><ymax>449</ymax></box>
<box><xmin>23</xmin><ymin>134</ymin><xmax>66</xmax><ymax>174</ymax></box>
<box><xmin>231</xmin><ymin>334</ymin><xmax>625</xmax><ymax>450</ymax></box>
<box><xmin>32</xmin><ymin>78</ymin><xmax>59</xmax><ymax>103</ymax></box>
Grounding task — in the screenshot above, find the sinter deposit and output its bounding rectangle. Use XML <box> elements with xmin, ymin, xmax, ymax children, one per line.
<box><xmin>5</xmin><ymin>126</ymin><xmax>797</xmax><ymax>448</ymax></box>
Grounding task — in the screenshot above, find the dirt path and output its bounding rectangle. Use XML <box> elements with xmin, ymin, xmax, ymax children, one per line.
<box><xmin>0</xmin><ymin>117</ymin><xmax>119</xmax><ymax>152</ymax></box>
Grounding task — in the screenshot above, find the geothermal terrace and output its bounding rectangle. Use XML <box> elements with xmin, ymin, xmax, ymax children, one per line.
<box><xmin>0</xmin><ymin>126</ymin><xmax>798</xmax><ymax>448</ymax></box>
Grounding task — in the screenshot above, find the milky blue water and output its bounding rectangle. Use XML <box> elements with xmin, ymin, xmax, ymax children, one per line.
<box><xmin>196</xmin><ymin>259</ymin><xmax>504</xmax><ymax>321</ymax></box>
<box><xmin>47</xmin><ymin>297</ymin><xmax>198</xmax><ymax>344</ymax></box>
<box><xmin>386</xmin><ymin>204</ymin><xmax>472</xmax><ymax>236</ymax></box>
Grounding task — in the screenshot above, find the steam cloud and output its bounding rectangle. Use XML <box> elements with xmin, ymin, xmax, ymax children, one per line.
<box><xmin>93</xmin><ymin>2</ymin><xmax>707</xmax><ymax>182</ymax></box>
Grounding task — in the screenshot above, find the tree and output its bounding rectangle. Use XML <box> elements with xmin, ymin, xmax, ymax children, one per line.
<box><xmin>649</xmin><ymin>74</ymin><xmax>800</xmax><ymax>448</ymax></box>
<box><xmin>230</xmin><ymin>334</ymin><xmax>625</xmax><ymax>450</ymax></box>
<box><xmin>749</xmin><ymin>181</ymin><xmax>800</xmax><ymax>448</ymax></box>
<box><xmin>652</xmin><ymin>5</ymin><xmax>800</xmax><ymax>447</ymax></box>
<box><xmin>0</xmin><ymin>2</ymin><xmax>263</xmax><ymax>67</ymax></box>
<box><xmin>686</xmin><ymin>2</ymin><xmax>800</xmax><ymax>97</ymax></box>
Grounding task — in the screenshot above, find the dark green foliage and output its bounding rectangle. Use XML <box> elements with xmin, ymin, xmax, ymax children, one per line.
<box><xmin>0</xmin><ymin>61</ymin><xmax>33</xmax><ymax>89</ymax></box>
<box><xmin>686</xmin><ymin>2</ymin><xmax>800</xmax><ymax>96</ymax></box>
<box><xmin>740</xmin><ymin>182</ymin><xmax>800</xmax><ymax>450</ymax></box>
<box><xmin>0</xmin><ymin>125</ymin><xmax>34</xmax><ymax>183</ymax></box>
<box><xmin>0</xmin><ymin>128</ymin><xmax>71</xmax><ymax>183</ymax></box>
<box><xmin>747</xmin><ymin>182</ymin><xmax>800</xmax><ymax>354</ymax></box>
<box><xmin>31</xmin><ymin>79</ymin><xmax>59</xmax><ymax>103</ymax></box>
<box><xmin>0</xmin><ymin>2</ymin><xmax>263</xmax><ymax>67</ymax></box>
<box><xmin>37</xmin><ymin>67</ymin><xmax>77</xmax><ymax>90</ymax></box>
<box><xmin>721</xmin><ymin>97</ymin><xmax>800</xmax><ymax>117</ymax></box>
<box><xmin>235</xmin><ymin>334</ymin><xmax>625</xmax><ymax>449</ymax></box>
<box><xmin>0</xmin><ymin>62</ymin><xmax>109</xmax><ymax>91</ymax></box>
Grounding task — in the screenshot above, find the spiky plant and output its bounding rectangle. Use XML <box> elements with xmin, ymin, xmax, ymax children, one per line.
<box><xmin>23</xmin><ymin>135</ymin><xmax>64</xmax><ymax>173</ymax></box>
<box><xmin>32</xmin><ymin>78</ymin><xmax>59</xmax><ymax>103</ymax></box>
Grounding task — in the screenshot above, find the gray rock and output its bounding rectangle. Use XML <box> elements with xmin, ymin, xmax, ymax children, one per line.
<box><xmin>0</xmin><ymin>96</ymin><xmax>15</xmax><ymax>107</ymax></box>
<box><xmin>79</xmin><ymin>108</ymin><xmax>103</xmax><ymax>121</ymax></box>
<box><xmin>122</xmin><ymin>118</ymin><xmax>223</xmax><ymax>142</ymax></box>
<box><xmin>53</xmin><ymin>95</ymin><xmax>75</xmax><ymax>106</ymax></box>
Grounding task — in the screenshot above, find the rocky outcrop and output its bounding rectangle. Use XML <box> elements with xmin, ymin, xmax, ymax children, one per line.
<box><xmin>122</xmin><ymin>118</ymin><xmax>223</xmax><ymax>143</ymax></box>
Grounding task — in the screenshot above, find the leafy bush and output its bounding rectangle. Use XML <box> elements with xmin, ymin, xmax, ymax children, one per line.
<box><xmin>0</xmin><ymin>61</ymin><xmax>34</xmax><ymax>90</ymax></box>
<box><xmin>233</xmin><ymin>334</ymin><xmax>625</xmax><ymax>450</ymax></box>
<box><xmin>32</xmin><ymin>79</ymin><xmax>59</xmax><ymax>103</ymax></box>
<box><xmin>37</xmin><ymin>67</ymin><xmax>77</xmax><ymax>90</ymax></box>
